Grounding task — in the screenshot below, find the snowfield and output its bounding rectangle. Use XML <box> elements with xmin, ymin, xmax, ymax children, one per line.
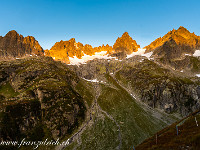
<box><xmin>69</xmin><ymin>51</ymin><xmax>116</xmax><ymax>65</ymax></box>
<box><xmin>193</xmin><ymin>50</ymin><xmax>200</xmax><ymax>57</ymax></box>
<box><xmin>196</xmin><ymin>74</ymin><xmax>200</xmax><ymax>77</ymax></box>
<box><xmin>68</xmin><ymin>48</ymin><xmax>152</xmax><ymax>65</ymax></box>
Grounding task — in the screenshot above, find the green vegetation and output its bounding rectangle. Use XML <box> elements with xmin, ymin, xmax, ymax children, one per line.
<box><xmin>75</xmin><ymin>80</ymin><xmax>95</xmax><ymax>107</ymax></box>
<box><xmin>190</xmin><ymin>56</ymin><xmax>200</xmax><ymax>72</ymax></box>
<box><xmin>1</xmin><ymin>56</ymin><xmax>199</xmax><ymax>150</ymax></box>
<box><xmin>0</xmin><ymin>82</ymin><xmax>19</xmax><ymax>98</ymax></box>
<box><xmin>64</xmin><ymin>73</ymin><xmax>177</xmax><ymax>150</ymax></box>
<box><xmin>74</xmin><ymin>117</ymin><xmax>119</xmax><ymax>150</ymax></box>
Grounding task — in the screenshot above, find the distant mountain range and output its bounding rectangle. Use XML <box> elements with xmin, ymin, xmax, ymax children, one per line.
<box><xmin>1</xmin><ymin>26</ymin><xmax>200</xmax><ymax>63</ymax></box>
<box><xmin>44</xmin><ymin>31</ymin><xmax>140</xmax><ymax>62</ymax></box>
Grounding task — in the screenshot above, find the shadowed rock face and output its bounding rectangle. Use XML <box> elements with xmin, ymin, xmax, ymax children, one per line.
<box><xmin>145</xmin><ymin>26</ymin><xmax>200</xmax><ymax>52</ymax></box>
<box><xmin>152</xmin><ymin>38</ymin><xmax>196</xmax><ymax>60</ymax></box>
<box><xmin>0</xmin><ymin>30</ymin><xmax>44</xmax><ymax>58</ymax></box>
<box><xmin>0</xmin><ymin>57</ymin><xmax>86</xmax><ymax>142</ymax></box>
<box><xmin>145</xmin><ymin>27</ymin><xmax>200</xmax><ymax>71</ymax></box>
<box><xmin>145</xmin><ymin>26</ymin><xmax>200</xmax><ymax>60</ymax></box>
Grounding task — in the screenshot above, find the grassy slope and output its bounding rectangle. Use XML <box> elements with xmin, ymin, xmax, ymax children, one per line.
<box><xmin>64</xmin><ymin>74</ymin><xmax>178</xmax><ymax>150</ymax></box>
<box><xmin>136</xmin><ymin>110</ymin><xmax>200</xmax><ymax>150</ymax></box>
<box><xmin>0</xmin><ymin>82</ymin><xmax>19</xmax><ymax>98</ymax></box>
<box><xmin>75</xmin><ymin>80</ymin><xmax>95</xmax><ymax>107</ymax></box>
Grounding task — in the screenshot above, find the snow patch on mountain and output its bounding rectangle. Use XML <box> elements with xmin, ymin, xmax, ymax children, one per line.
<box><xmin>82</xmin><ymin>78</ymin><xmax>99</xmax><ymax>82</ymax></box>
<box><xmin>69</xmin><ymin>51</ymin><xmax>116</xmax><ymax>65</ymax></box>
<box><xmin>196</xmin><ymin>74</ymin><xmax>200</xmax><ymax>77</ymax></box>
<box><xmin>69</xmin><ymin>48</ymin><xmax>153</xmax><ymax>65</ymax></box>
<box><xmin>193</xmin><ymin>50</ymin><xmax>200</xmax><ymax>57</ymax></box>
<box><xmin>126</xmin><ymin>48</ymin><xmax>146</xmax><ymax>58</ymax></box>
<box><xmin>141</xmin><ymin>51</ymin><xmax>153</xmax><ymax>59</ymax></box>
<box><xmin>126</xmin><ymin>48</ymin><xmax>153</xmax><ymax>59</ymax></box>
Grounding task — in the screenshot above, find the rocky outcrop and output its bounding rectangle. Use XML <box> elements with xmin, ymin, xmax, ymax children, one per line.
<box><xmin>94</xmin><ymin>44</ymin><xmax>113</xmax><ymax>54</ymax></box>
<box><xmin>152</xmin><ymin>38</ymin><xmax>196</xmax><ymax>60</ymax></box>
<box><xmin>115</xmin><ymin>59</ymin><xmax>200</xmax><ymax>116</ymax></box>
<box><xmin>47</xmin><ymin>38</ymin><xmax>84</xmax><ymax>60</ymax></box>
<box><xmin>0</xmin><ymin>30</ymin><xmax>44</xmax><ymax>59</ymax></box>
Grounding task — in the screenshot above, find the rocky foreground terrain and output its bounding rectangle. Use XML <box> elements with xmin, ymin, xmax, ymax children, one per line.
<box><xmin>0</xmin><ymin>27</ymin><xmax>200</xmax><ymax>150</ymax></box>
<box><xmin>0</xmin><ymin>57</ymin><xmax>86</xmax><ymax>150</ymax></box>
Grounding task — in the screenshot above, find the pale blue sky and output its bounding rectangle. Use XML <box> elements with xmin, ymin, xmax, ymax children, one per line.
<box><xmin>0</xmin><ymin>0</ymin><xmax>199</xmax><ymax>49</ymax></box>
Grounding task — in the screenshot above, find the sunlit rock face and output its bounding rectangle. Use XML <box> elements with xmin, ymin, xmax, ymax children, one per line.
<box><xmin>146</xmin><ymin>26</ymin><xmax>200</xmax><ymax>51</ymax></box>
<box><xmin>113</xmin><ymin>32</ymin><xmax>140</xmax><ymax>54</ymax></box>
<box><xmin>45</xmin><ymin>32</ymin><xmax>140</xmax><ymax>63</ymax></box>
<box><xmin>143</xmin><ymin>26</ymin><xmax>200</xmax><ymax>72</ymax></box>
<box><xmin>145</xmin><ymin>26</ymin><xmax>200</xmax><ymax>58</ymax></box>
<box><xmin>45</xmin><ymin>38</ymin><xmax>107</xmax><ymax>63</ymax></box>
<box><xmin>45</xmin><ymin>38</ymin><xmax>84</xmax><ymax>63</ymax></box>
<box><xmin>0</xmin><ymin>30</ymin><xmax>44</xmax><ymax>59</ymax></box>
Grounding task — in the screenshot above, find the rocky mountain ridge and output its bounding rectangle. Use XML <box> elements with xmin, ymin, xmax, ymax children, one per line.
<box><xmin>145</xmin><ymin>26</ymin><xmax>200</xmax><ymax>51</ymax></box>
<box><xmin>44</xmin><ymin>32</ymin><xmax>140</xmax><ymax>62</ymax></box>
<box><xmin>0</xmin><ymin>30</ymin><xmax>44</xmax><ymax>59</ymax></box>
<box><xmin>145</xmin><ymin>27</ymin><xmax>200</xmax><ymax>62</ymax></box>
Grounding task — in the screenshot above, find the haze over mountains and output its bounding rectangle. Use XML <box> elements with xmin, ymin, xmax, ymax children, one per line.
<box><xmin>1</xmin><ymin>26</ymin><xmax>200</xmax><ymax>150</ymax></box>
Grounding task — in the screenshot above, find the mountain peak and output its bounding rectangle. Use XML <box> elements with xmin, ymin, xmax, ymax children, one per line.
<box><xmin>145</xmin><ymin>26</ymin><xmax>200</xmax><ymax>51</ymax></box>
<box><xmin>113</xmin><ymin>32</ymin><xmax>140</xmax><ymax>54</ymax></box>
<box><xmin>122</xmin><ymin>32</ymin><xmax>130</xmax><ymax>37</ymax></box>
<box><xmin>177</xmin><ymin>26</ymin><xmax>188</xmax><ymax>31</ymax></box>
<box><xmin>0</xmin><ymin>30</ymin><xmax>44</xmax><ymax>58</ymax></box>
<box><xmin>69</xmin><ymin>38</ymin><xmax>76</xmax><ymax>43</ymax></box>
<box><xmin>5</xmin><ymin>30</ymin><xmax>20</xmax><ymax>37</ymax></box>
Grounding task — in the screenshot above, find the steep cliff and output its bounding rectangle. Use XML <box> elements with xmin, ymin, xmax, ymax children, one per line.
<box><xmin>0</xmin><ymin>30</ymin><xmax>44</xmax><ymax>59</ymax></box>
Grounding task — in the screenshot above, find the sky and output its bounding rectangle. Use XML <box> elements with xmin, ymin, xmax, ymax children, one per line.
<box><xmin>0</xmin><ymin>0</ymin><xmax>200</xmax><ymax>49</ymax></box>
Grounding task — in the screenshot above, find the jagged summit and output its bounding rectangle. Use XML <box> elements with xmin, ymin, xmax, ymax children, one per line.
<box><xmin>5</xmin><ymin>30</ymin><xmax>19</xmax><ymax>37</ymax></box>
<box><xmin>113</xmin><ymin>32</ymin><xmax>140</xmax><ymax>54</ymax></box>
<box><xmin>121</xmin><ymin>31</ymin><xmax>130</xmax><ymax>37</ymax></box>
<box><xmin>0</xmin><ymin>30</ymin><xmax>44</xmax><ymax>59</ymax></box>
<box><xmin>145</xmin><ymin>26</ymin><xmax>200</xmax><ymax>51</ymax></box>
<box><xmin>46</xmin><ymin>38</ymin><xmax>90</xmax><ymax>63</ymax></box>
<box><xmin>68</xmin><ymin>38</ymin><xmax>76</xmax><ymax>43</ymax></box>
<box><xmin>45</xmin><ymin>31</ymin><xmax>141</xmax><ymax>63</ymax></box>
